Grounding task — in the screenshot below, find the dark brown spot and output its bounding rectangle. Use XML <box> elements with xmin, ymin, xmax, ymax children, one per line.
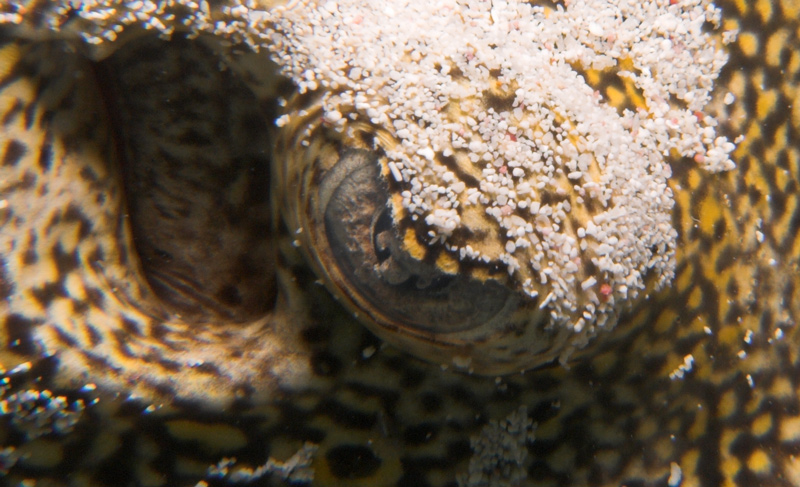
<box><xmin>420</xmin><ymin>393</ymin><xmax>442</xmax><ymax>413</ymax></box>
<box><xmin>22</xmin><ymin>237</ymin><xmax>38</xmax><ymax>265</ymax></box>
<box><xmin>326</xmin><ymin>444</ymin><xmax>382</xmax><ymax>479</ymax></box>
<box><xmin>84</xmin><ymin>285</ymin><xmax>105</xmax><ymax>310</ymax></box>
<box><xmin>88</xmin><ymin>245</ymin><xmax>105</xmax><ymax>266</ymax></box>
<box><xmin>0</xmin><ymin>257</ymin><xmax>13</xmax><ymax>300</ymax></box>
<box><xmin>404</xmin><ymin>422</ymin><xmax>439</xmax><ymax>445</ymax></box>
<box><xmin>714</xmin><ymin>244</ymin><xmax>738</xmax><ymax>274</ymax></box>
<box><xmin>37</xmin><ymin>140</ymin><xmax>53</xmax><ymax>172</ymax></box>
<box><xmin>302</xmin><ymin>323</ymin><xmax>332</xmax><ymax>344</ymax></box>
<box><xmin>4</xmin><ymin>314</ymin><xmax>38</xmax><ymax>355</ymax></box>
<box><xmin>52</xmin><ymin>243</ymin><xmax>80</xmax><ymax>275</ymax></box>
<box><xmin>81</xmin><ymin>324</ymin><xmax>100</xmax><ymax>348</ymax></box>
<box><xmin>63</xmin><ymin>203</ymin><xmax>94</xmax><ymax>239</ymax></box>
<box><xmin>111</xmin><ymin>330</ymin><xmax>136</xmax><ymax>358</ymax></box>
<box><xmin>2</xmin><ymin>139</ymin><xmax>26</xmax><ymax>167</ymax></box>
<box><xmin>31</xmin><ymin>282</ymin><xmax>64</xmax><ymax>308</ymax></box>
<box><xmin>318</xmin><ymin>398</ymin><xmax>377</xmax><ymax>430</ymax></box>
<box><xmin>157</xmin><ymin>358</ymin><xmax>181</xmax><ymax>372</ymax></box>
<box><xmin>311</xmin><ymin>351</ymin><xmax>341</xmax><ymax>377</ymax></box>
<box><xmin>438</xmin><ymin>153</ymin><xmax>480</xmax><ymax>188</ymax></box>
<box><xmin>71</xmin><ymin>299</ymin><xmax>89</xmax><ymax>315</ymax></box>
<box><xmin>215</xmin><ymin>284</ymin><xmax>242</xmax><ymax>307</ymax></box>
<box><xmin>79</xmin><ymin>165</ymin><xmax>99</xmax><ymax>184</ymax></box>
<box><xmin>53</xmin><ymin>326</ymin><xmax>79</xmax><ymax>348</ymax></box>
<box><xmin>482</xmin><ymin>88</ymin><xmax>515</xmax><ymax>113</ymax></box>
<box><xmin>190</xmin><ymin>362</ymin><xmax>222</xmax><ymax>376</ymax></box>
<box><xmin>713</xmin><ymin>217</ymin><xmax>727</xmax><ymax>241</ymax></box>
<box><xmin>121</xmin><ymin>317</ymin><xmax>142</xmax><ymax>336</ymax></box>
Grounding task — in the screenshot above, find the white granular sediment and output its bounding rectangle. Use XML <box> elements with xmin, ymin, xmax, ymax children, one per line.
<box><xmin>456</xmin><ymin>406</ymin><xmax>536</xmax><ymax>487</ymax></box>
<box><xmin>2</xmin><ymin>0</ymin><xmax>739</xmax><ymax>339</ymax></box>
<box><xmin>263</xmin><ymin>0</ymin><xmax>738</xmax><ymax>335</ymax></box>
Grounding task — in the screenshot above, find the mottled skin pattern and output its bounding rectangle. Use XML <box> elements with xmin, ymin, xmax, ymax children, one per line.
<box><xmin>0</xmin><ymin>1</ymin><xmax>798</xmax><ymax>487</ymax></box>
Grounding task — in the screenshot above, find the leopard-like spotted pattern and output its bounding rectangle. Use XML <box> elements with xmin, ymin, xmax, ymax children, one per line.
<box><xmin>0</xmin><ymin>1</ymin><xmax>798</xmax><ymax>486</ymax></box>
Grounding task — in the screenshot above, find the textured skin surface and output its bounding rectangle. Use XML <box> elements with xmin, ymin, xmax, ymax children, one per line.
<box><xmin>0</xmin><ymin>1</ymin><xmax>798</xmax><ymax>487</ymax></box>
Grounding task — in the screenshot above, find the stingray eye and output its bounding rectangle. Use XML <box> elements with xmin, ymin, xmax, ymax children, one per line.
<box><xmin>291</xmin><ymin>148</ymin><xmax>558</xmax><ymax>373</ymax></box>
<box><xmin>320</xmin><ymin>150</ymin><xmax>518</xmax><ymax>334</ymax></box>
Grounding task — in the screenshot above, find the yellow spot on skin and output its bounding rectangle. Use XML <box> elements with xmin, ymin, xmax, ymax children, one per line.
<box><xmin>789</xmin><ymin>148</ymin><xmax>800</xmax><ymax>180</ymax></box>
<box><xmin>435</xmin><ymin>250</ymin><xmax>459</xmax><ymax>274</ymax></box>
<box><xmin>722</xmin><ymin>18</ymin><xmax>740</xmax><ymax>35</ymax></box>
<box><xmin>671</xmin><ymin>186</ymin><xmax>693</xmax><ymax>240</ymax></box>
<box><xmin>681</xmin><ymin>449</ymin><xmax>701</xmax><ymax>487</ymax></box>
<box><xmin>789</xmin><ymin>50</ymin><xmax>800</xmax><ymax>80</ymax></box>
<box><xmin>766</xmin><ymin>29</ymin><xmax>790</xmax><ymax>67</ymax></box>
<box><xmin>780</xmin><ymin>414</ymin><xmax>800</xmax><ymax>442</ymax></box>
<box><xmin>726</xmin><ymin>70</ymin><xmax>750</xmax><ymax>134</ymax></box>
<box><xmin>721</xmin><ymin>430</ymin><xmax>742</xmax><ymax>479</ymax></box>
<box><xmin>165</xmin><ymin>420</ymin><xmax>247</xmax><ymax>454</ymax></box>
<box><xmin>687</xmin><ymin>285</ymin><xmax>703</xmax><ymax>309</ymax></box>
<box><xmin>617</xmin><ymin>57</ymin><xmax>635</xmax><ymax>72</ymax></box>
<box><xmin>585</xmin><ymin>68</ymin><xmax>602</xmax><ymax>87</ymax></box>
<box><xmin>686</xmin><ymin>168</ymin><xmax>703</xmax><ymax>191</ymax></box>
<box><xmin>0</xmin><ymin>44</ymin><xmax>22</xmax><ymax>80</ymax></box>
<box><xmin>793</xmin><ymin>91</ymin><xmax>800</xmax><ymax>131</ymax></box>
<box><xmin>771</xmin><ymin>375</ymin><xmax>795</xmax><ymax>400</ymax></box>
<box><xmin>674</xmin><ymin>264</ymin><xmax>693</xmax><ymax>294</ymax></box>
<box><xmin>751</xmin><ymin>413</ymin><xmax>772</xmax><ymax>438</ymax></box>
<box><xmin>717</xmin><ymin>389</ymin><xmax>738</xmax><ymax>420</ymax></box>
<box><xmin>738</xmin><ymin>32</ymin><xmax>759</xmax><ymax>58</ymax></box>
<box><xmin>605</xmin><ymin>85</ymin><xmax>626</xmax><ymax>110</ymax></box>
<box><xmin>717</xmin><ymin>325</ymin><xmax>742</xmax><ymax>348</ymax></box>
<box><xmin>745</xmin><ymin>387</ymin><xmax>766</xmax><ymax>415</ymax></box>
<box><xmin>748</xmin><ymin>449</ymin><xmax>772</xmax><ymax>475</ymax></box>
<box><xmin>784</xmin><ymin>454</ymin><xmax>800</xmax><ymax>486</ymax></box>
<box><xmin>64</xmin><ymin>273</ymin><xmax>88</xmax><ymax>301</ymax></box>
<box><xmin>756</xmin><ymin>89</ymin><xmax>777</xmax><ymax>120</ymax></box>
<box><xmin>619</xmin><ymin>66</ymin><xmax>646</xmax><ymax>108</ymax></box>
<box><xmin>781</xmin><ymin>0</ymin><xmax>800</xmax><ymax>17</ymax></box>
<box><xmin>403</xmin><ymin>227</ymin><xmax>427</xmax><ymax>261</ymax></box>
<box><xmin>654</xmin><ymin>309</ymin><xmax>679</xmax><ymax>334</ymax></box>
<box><xmin>756</xmin><ymin>0</ymin><xmax>773</xmax><ymax>23</ymax></box>
<box><xmin>688</xmin><ymin>406</ymin><xmax>708</xmax><ymax>441</ymax></box>
<box><xmin>697</xmin><ymin>196</ymin><xmax>722</xmax><ymax>235</ymax></box>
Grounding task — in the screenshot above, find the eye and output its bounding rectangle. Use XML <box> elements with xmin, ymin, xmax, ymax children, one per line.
<box><xmin>322</xmin><ymin>149</ymin><xmax>518</xmax><ymax>333</ymax></box>
<box><xmin>290</xmin><ymin>147</ymin><xmax>563</xmax><ymax>373</ymax></box>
